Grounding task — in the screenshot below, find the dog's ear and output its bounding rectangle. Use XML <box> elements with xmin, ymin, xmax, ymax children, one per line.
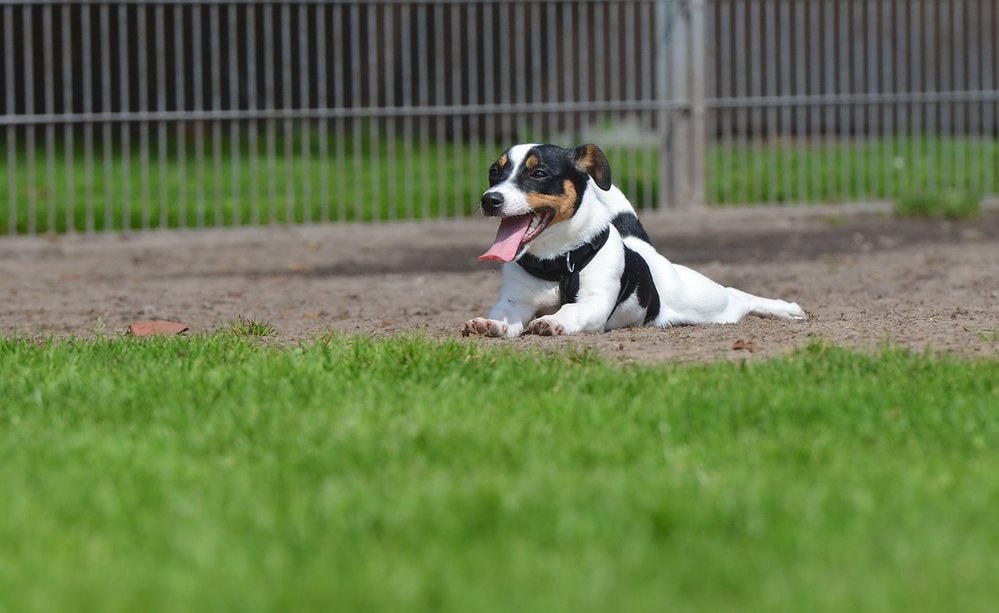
<box><xmin>571</xmin><ymin>144</ymin><xmax>612</xmax><ymax>190</ymax></box>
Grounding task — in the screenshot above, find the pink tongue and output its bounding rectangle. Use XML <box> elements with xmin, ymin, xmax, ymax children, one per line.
<box><xmin>478</xmin><ymin>215</ymin><xmax>532</xmax><ymax>262</ymax></box>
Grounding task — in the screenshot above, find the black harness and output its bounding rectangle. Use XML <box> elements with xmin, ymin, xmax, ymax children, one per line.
<box><xmin>517</xmin><ymin>227</ymin><xmax>610</xmax><ymax>305</ymax></box>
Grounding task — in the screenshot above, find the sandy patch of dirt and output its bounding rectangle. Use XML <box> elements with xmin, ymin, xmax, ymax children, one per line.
<box><xmin>2</xmin><ymin>206</ymin><xmax>997</xmax><ymax>362</ymax></box>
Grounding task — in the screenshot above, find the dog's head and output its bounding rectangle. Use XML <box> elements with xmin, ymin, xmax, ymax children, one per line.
<box><xmin>478</xmin><ymin>143</ymin><xmax>612</xmax><ymax>262</ymax></box>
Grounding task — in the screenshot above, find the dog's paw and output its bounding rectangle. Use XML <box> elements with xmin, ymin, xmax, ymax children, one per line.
<box><xmin>461</xmin><ymin>317</ymin><xmax>509</xmax><ymax>338</ymax></box>
<box><xmin>786</xmin><ymin>302</ymin><xmax>807</xmax><ymax>321</ymax></box>
<box><xmin>527</xmin><ymin>317</ymin><xmax>566</xmax><ymax>336</ymax></box>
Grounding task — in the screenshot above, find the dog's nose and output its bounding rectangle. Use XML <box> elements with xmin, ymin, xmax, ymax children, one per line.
<box><xmin>480</xmin><ymin>191</ymin><xmax>504</xmax><ymax>214</ymax></box>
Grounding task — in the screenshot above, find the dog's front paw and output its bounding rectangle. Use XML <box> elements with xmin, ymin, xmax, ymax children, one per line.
<box><xmin>461</xmin><ymin>317</ymin><xmax>509</xmax><ymax>338</ymax></box>
<box><xmin>527</xmin><ymin>316</ymin><xmax>566</xmax><ymax>336</ymax></box>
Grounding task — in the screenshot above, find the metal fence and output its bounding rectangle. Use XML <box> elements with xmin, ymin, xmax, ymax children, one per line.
<box><xmin>1</xmin><ymin>0</ymin><xmax>997</xmax><ymax>235</ymax></box>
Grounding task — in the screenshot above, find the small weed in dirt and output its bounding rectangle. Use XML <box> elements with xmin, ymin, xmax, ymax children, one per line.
<box><xmin>978</xmin><ymin>330</ymin><xmax>999</xmax><ymax>342</ymax></box>
<box><xmin>894</xmin><ymin>189</ymin><xmax>981</xmax><ymax>219</ymax></box>
<box><xmin>226</xmin><ymin>316</ymin><xmax>276</xmax><ymax>337</ymax></box>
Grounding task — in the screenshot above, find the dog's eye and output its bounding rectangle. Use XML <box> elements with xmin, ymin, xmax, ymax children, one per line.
<box><xmin>488</xmin><ymin>165</ymin><xmax>501</xmax><ymax>182</ymax></box>
<box><xmin>530</xmin><ymin>168</ymin><xmax>549</xmax><ymax>180</ymax></box>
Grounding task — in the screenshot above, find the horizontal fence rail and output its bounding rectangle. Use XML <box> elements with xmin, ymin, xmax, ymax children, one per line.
<box><xmin>1</xmin><ymin>0</ymin><xmax>997</xmax><ymax>235</ymax></box>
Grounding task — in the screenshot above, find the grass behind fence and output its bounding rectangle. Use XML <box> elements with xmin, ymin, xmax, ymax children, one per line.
<box><xmin>1</xmin><ymin>335</ymin><xmax>998</xmax><ymax>611</ymax></box>
<box><xmin>2</xmin><ymin>133</ymin><xmax>996</xmax><ymax>233</ymax></box>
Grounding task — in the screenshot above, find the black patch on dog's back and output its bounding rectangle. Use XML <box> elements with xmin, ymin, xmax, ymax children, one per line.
<box><xmin>611</xmin><ymin>211</ymin><xmax>651</xmax><ymax>243</ymax></box>
<box><xmin>613</xmin><ymin>246</ymin><xmax>661</xmax><ymax>325</ymax></box>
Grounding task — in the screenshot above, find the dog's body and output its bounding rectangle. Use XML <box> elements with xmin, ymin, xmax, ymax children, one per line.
<box><xmin>463</xmin><ymin>143</ymin><xmax>805</xmax><ymax>338</ymax></box>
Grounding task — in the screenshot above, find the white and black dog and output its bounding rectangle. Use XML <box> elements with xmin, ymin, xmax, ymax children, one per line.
<box><xmin>462</xmin><ymin>143</ymin><xmax>805</xmax><ymax>338</ymax></box>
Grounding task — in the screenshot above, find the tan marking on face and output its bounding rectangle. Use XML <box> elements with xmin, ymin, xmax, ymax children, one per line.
<box><xmin>526</xmin><ymin>180</ymin><xmax>578</xmax><ymax>225</ymax></box>
<box><xmin>524</xmin><ymin>155</ymin><xmax>539</xmax><ymax>170</ymax></box>
<box><xmin>497</xmin><ymin>154</ymin><xmax>509</xmax><ymax>168</ymax></box>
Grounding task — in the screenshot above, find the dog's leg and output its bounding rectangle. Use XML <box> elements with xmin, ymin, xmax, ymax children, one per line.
<box><xmin>526</xmin><ymin>284</ymin><xmax>620</xmax><ymax>336</ymax></box>
<box><xmin>462</xmin><ymin>265</ymin><xmax>557</xmax><ymax>338</ymax></box>
<box><xmin>725</xmin><ymin>288</ymin><xmax>806</xmax><ymax>321</ymax></box>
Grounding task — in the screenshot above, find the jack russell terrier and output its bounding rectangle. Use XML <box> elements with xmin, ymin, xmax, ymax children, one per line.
<box><xmin>462</xmin><ymin>143</ymin><xmax>805</xmax><ymax>338</ymax></box>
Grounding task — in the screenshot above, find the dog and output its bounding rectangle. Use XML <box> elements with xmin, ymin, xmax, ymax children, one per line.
<box><xmin>461</xmin><ymin>143</ymin><xmax>805</xmax><ymax>338</ymax></box>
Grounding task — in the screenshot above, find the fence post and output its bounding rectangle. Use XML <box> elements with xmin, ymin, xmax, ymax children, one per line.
<box><xmin>657</xmin><ymin>0</ymin><xmax>707</xmax><ymax>210</ymax></box>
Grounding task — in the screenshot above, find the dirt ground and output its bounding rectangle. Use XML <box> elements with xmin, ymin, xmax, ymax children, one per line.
<box><xmin>2</xmin><ymin>205</ymin><xmax>997</xmax><ymax>362</ymax></box>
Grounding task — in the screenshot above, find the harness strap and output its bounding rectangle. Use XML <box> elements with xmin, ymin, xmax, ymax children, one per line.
<box><xmin>517</xmin><ymin>227</ymin><xmax>610</xmax><ymax>305</ymax></box>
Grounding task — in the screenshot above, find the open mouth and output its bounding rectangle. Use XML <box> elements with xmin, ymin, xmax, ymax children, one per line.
<box><xmin>478</xmin><ymin>208</ymin><xmax>555</xmax><ymax>263</ymax></box>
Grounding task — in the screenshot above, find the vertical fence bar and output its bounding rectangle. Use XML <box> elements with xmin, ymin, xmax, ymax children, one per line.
<box><xmin>764</xmin><ymin>0</ymin><xmax>778</xmax><ymax>203</ymax></box>
<box><xmin>953</xmin><ymin>0</ymin><xmax>965</xmax><ymax>193</ymax></box>
<box><xmin>734</xmin><ymin>0</ymin><xmax>748</xmax><ymax>204</ymax></box>
<box><xmin>545</xmin><ymin>1</ymin><xmax>557</xmax><ymax>151</ymax></box>
<box><xmin>155</xmin><ymin>3</ymin><xmax>168</xmax><ymax>229</ymax></box>
<box><xmin>823</xmin><ymin>0</ymin><xmax>837</xmax><ymax>200</ymax></box>
<box><xmin>793</xmin><ymin>0</ymin><xmax>806</xmax><ymax>202</ymax></box>
<box><xmin>778</xmin><ymin>0</ymin><xmax>791</xmax><ymax>203</ymax></box>
<box><xmin>3</xmin><ymin>3</ymin><xmax>15</xmax><ymax>235</ymax></box>
<box><xmin>854</xmin><ymin>0</ymin><xmax>867</xmax><ymax>199</ymax></box>
<box><xmin>99</xmin><ymin>3</ymin><xmax>113</xmax><ymax>232</ymax></box>
<box><xmin>349</xmin><ymin>1</ymin><xmax>364</xmax><ymax>220</ymax></box>
<box><xmin>855</xmin><ymin>0</ymin><xmax>885</xmax><ymax>199</ymax></box>
<box><xmin>209</xmin><ymin>2</ymin><xmax>223</xmax><ymax>227</ymax></box>
<box><xmin>191</xmin><ymin>3</ymin><xmax>206</xmax><ymax>228</ymax></box>
<box><xmin>961</xmin><ymin>0</ymin><xmax>975</xmax><ymax>195</ymax></box>
<box><xmin>912</xmin><ymin>0</ymin><xmax>923</xmax><ymax>196</ymax></box>
<box><xmin>435</xmin><ymin>1</ymin><xmax>451</xmax><ymax>219</ymax></box>
<box><xmin>925</xmin><ymin>0</ymin><xmax>935</xmax><ymax>192</ymax></box>
<box><xmin>718</xmin><ymin>0</ymin><xmax>733</xmax><ymax>204</ymax></box>
<box><xmin>280</xmin><ymin>2</ymin><xmax>295</xmax><ymax>223</ymax></box>
<box><xmin>940</xmin><ymin>0</ymin><xmax>952</xmax><ymax>191</ymax></box>
<box><xmin>498</xmin><ymin>2</ymin><xmax>512</xmax><ymax>143</ymax></box>
<box><xmin>298</xmin><ymin>2</ymin><xmax>313</xmax><ymax>222</ymax></box>
<box><xmin>467</xmin><ymin>1</ymin><xmax>481</xmax><ymax>207</ymax></box>
<box><xmin>173</xmin><ymin>3</ymin><xmax>188</xmax><ymax>228</ymax></box>
<box><xmin>748</xmin><ymin>1</ymin><xmax>762</xmax><ymax>203</ymax></box>
<box><xmin>118</xmin><ymin>3</ymin><xmax>132</xmax><ymax>232</ymax></box>
<box><xmin>640</xmin><ymin>1</ymin><xmax>655</xmax><ymax>210</ymax></box>
<box><xmin>226</xmin><ymin>2</ymin><xmax>240</xmax><ymax>226</ymax></box>
<box><xmin>808</xmin><ymin>0</ymin><xmax>821</xmax><ymax>200</ymax></box>
<box><xmin>836</xmin><ymin>0</ymin><xmax>849</xmax><ymax>199</ymax></box>
<box><xmin>982</xmin><ymin>0</ymin><xmax>995</xmax><ymax>195</ymax></box>
<box><xmin>369</xmin><ymin>2</ymin><xmax>384</xmax><ymax>220</ymax></box>
<box><xmin>399</xmin><ymin>1</ymin><xmax>414</xmax><ymax>220</ymax></box>
<box><xmin>527</xmin><ymin>2</ymin><xmax>543</xmax><ymax>147</ymax></box>
<box><xmin>137</xmin><ymin>4</ymin><xmax>151</xmax><ymax>231</ymax></box>
<box><xmin>689</xmin><ymin>0</ymin><xmax>706</xmax><ymax>208</ymax></box>
<box><xmin>384</xmin><ymin>3</ymin><xmax>400</xmax><ymax>221</ymax></box>
<box><xmin>24</xmin><ymin>6</ymin><xmax>37</xmax><ymax>234</ymax></box>
<box><xmin>879</xmin><ymin>0</ymin><xmax>892</xmax><ymax>200</ymax></box>
<box><xmin>82</xmin><ymin>3</ymin><xmax>95</xmax><ymax>233</ymax></box>
<box><xmin>263</xmin><ymin>2</ymin><xmax>277</xmax><ymax>223</ymax></box>
<box><xmin>622</xmin><ymin>1</ymin><xmax>637</xmax><ymax>201</ymax></box>
<box><xmin>415</xmin><ymin>2</ymin><xmax>430</xmax><ymax>219</ymax></box>
<box><xmin>450</xmin><ymin>2</ymin><xmax>464</xmax><ymax>217</ymax></box>
<box><xmin>61</xmin><ymin>3</ymin><xmax>75</xmax><ymax>233</ymax></box>
<box><xmin>246</xmin><ymin>4</ymin><xmax>260</xmax><ymax>226</ymax></box>
<box><xmin>42</xmin><ymin>3</ymin><xmax>56</xmax><ymax>233</ymax></box>
<box><xmin>332</xmin><ymin>2</ymin><xmax>347</xmax><ymax>222</ymax></box>
<box><xmin>316</xmin><ymin>1</ymin><xmax>330</xmax><ymax>223</ymax></box>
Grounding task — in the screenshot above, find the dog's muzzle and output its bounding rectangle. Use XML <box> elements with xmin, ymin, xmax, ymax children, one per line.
<box><xmin>480</xmin><ymin>191</ymin><xmax>504</xmax><ymax>216</ymax></box>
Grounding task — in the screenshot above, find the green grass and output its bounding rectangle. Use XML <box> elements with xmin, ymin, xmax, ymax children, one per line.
<box><xmin>226</xmin><ymin>316</ymin><xmax>277</xmax><ymax>337</ymax></box>
<box><xmin>4</xmin><ymin>132</ymin><xmax>997</xmax><ymax>234</ymax></box>
<box><xmin>708</xmin><ymin>135</ymin><xmax>997</xmax><ymax>205</ymax></box>
<box><xmin>894</xmin><ymin>189</ymin><xmax>983</xmax><ymax>219</ymax></box>
<box><xmin>1</xmin><ymin>334</ymin><xmax>997</xmax><ymax>612</ymax></box>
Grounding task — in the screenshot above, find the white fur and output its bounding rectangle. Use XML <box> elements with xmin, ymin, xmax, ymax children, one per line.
<box><xmin>463</xmin><ymin>147</ymin><xmax>805</xmax><ymax>338</ymax></box>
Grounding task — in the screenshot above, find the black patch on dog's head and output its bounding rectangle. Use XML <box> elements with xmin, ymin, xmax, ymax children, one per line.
<box><xmin>487</xmin><ymin>150</ymin><xmax>514</xmax><ymax>187</ymax></box>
